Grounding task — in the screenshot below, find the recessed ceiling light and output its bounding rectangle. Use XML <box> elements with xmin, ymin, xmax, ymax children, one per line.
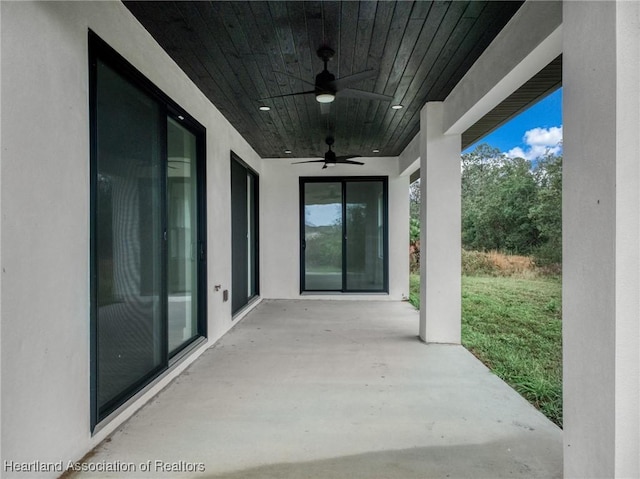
<box><xmin>259</xmin><ymin>105</ymin><xmax>271</xmax><ymax>111</ymax></box>
<box><xmin>391</xmin><ymin>104</ymin><xmax>403</xmax><ymax>110</ymax></box>
<box><xmin>177</xmin><ymin>115</ymin><xmax>185</xmax><ymax>120</ymax></box>
<box><xmin>284</xmin><ymin>150</ymin><xmax>292</xmax><ymax>154</ymax></box>
<box><xmin>372</xmin><ymin>149</ymin><xmax>380</xmax><ymax>153</ymax></box>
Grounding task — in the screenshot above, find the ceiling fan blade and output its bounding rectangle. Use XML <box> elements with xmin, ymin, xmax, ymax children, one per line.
<box><xmin>260</xmin><ymin>90</ymin><xmax>315</xmax><ymax>101</ymax></box>
<box><xmin>337</xmin><ymin>158</ymin><xmax>365</xmax><ymax>166</ymax></box>
<box><xmin>338</xmin><ymin>88</ymin><xmax>393</xmax><ymax>102</ymax></box>
<box><xmin>335</xmin><ymin>155</ymin><xmax>361</xmax><ymax>161</ymax></box>
<box><xmin>273</xmin><ymin>71</ymin><xmax>316</xmax><ymax>87</ymax></box>
<box><xmin>333</xmin><ymin>70</ymin><xmax>378</xmax><ymax>89</ymax></box>
<box><xmin>319</xmin><ymin>102</ymin><xmax>331</xmax><ymax>115</ymax></box>
<box><xmin>292</xmin><ymin>159</ymin><xmax>325</xmax><ymax>165</ymax></box>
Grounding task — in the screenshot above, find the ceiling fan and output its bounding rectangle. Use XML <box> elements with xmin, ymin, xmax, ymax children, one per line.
<box><xmin>293</xmin><ymin>137</ymin><xmax>364</xmax><ymax>169</ymax></box>
<box><xmin>262</xmin><ymin>46</ymin><xmax>393</xmax><ymax>113</ymax></box>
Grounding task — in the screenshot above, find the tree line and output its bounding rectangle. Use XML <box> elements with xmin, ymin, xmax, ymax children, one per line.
<box><xmin>410</xmin><ymin>143</ymin><xmax>562</xmax><ymax>266</ymax></box>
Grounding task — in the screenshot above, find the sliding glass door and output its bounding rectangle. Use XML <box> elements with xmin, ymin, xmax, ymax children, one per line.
<box><xmin>231</xmin><ymin>154</ymin><xmax>259</xmax><ymax>315</ymax></box>
<box><xmin>90</xmin><ymin>33</ymin><xmax>206</xmax><ymax>427</ymax></box>
<box><xmin>300</xmin><ymin>178</ymin><xmax>388</xmax><ymax>293</ymax></box>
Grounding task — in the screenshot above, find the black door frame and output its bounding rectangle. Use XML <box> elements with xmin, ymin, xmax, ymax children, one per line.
<box><xmin>230</xmin><ymin>152</ymin><xmax>260</xmax><ymax>315</ymax></box>
<box><xmin>299</xmin><ymin>176</ymin><xmax>389</xmax><ymax>294</ymax></box>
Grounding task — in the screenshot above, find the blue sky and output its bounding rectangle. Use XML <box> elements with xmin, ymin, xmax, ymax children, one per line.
<box><xmin>463</xmin><ymin>88</ymin><xmax>563</xmax><ymax>160</ymax></box>
<box><xmin>306</xmin><ymin>204</ymin><xmax>341</xmax><ymax>227</ymax></box>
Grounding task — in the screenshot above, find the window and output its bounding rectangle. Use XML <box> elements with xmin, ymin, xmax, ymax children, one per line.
<box><xmin>89</xmin><ymin>32</ymin><xmax>207</xmax><ymax>428</ymax></box>
<box><xmin>300</xmin><ymin>177</ymin><xmax>388</xmax><ymax>293</ymax></box>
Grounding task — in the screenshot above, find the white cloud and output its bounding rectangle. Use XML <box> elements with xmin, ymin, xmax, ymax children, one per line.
<box><xmin>525</xmin><ymin>126</ymin><xmax>563</xmax><ymax>146</ymax></box>
<box><xmin>507</xmin><ymin>126</ymin><xmax>563</xmax><ymax>161</ymax></box>
<box><xmin>506</xmin><ymin>146</ymin><xmax>527</xmax><ymax>159</ymax></box>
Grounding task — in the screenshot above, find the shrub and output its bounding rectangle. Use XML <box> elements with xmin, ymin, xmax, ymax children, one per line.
<box><xmin>461</xmin><ymin>249</ymin><xmax>550</xmax><ymax>278</ymax></box>
<box><xmin>461</xmin><ymin>249</ymin><xmax>496</xmax><ymax>276</ymax></box>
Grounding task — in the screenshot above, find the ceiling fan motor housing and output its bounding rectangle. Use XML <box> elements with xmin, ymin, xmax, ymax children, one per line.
<box><xmin>324</xmin><ymin>149</ymin><xmax>337</xmax><ymax>165</ymax></box>
<box><xmin>317</xmin><ymin>46</ymin><xmax>335</xmax><ymax>62</ymax></box>
<box><xmin>315</xmin><ymin>69</ymin><xmax>336</xmax><ymax>102</ymax></box>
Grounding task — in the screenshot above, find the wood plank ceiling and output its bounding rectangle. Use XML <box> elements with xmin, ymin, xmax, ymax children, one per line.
<box><xmin>124</xmin><ymin>1</ymin><xmax>526</xmax><ymax>159</ymax></box>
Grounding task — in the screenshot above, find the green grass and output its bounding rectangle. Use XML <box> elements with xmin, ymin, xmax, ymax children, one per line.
<box><xmin>409</xmin><ymin>274</ymin><xmax>421</xmax><ymax>309</ymax></box>
<box><xmin>409</xmin><ymin>274</ymin><xmax>563</xmax><ymax>427</ymax></box>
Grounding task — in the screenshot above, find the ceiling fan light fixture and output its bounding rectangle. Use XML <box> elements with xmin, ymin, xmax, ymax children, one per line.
<box><xmin>316</xmin><ymin>92</ymin><xmax>335</xmax><ymax>103</ymax></box>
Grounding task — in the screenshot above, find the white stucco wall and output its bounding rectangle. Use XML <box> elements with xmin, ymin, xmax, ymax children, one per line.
<box><xmin>261</xmin><ymin>158</ymin><xmax>409</xmax><ymax>301</ymax></box>
<box><xmin>0</xmin><ymin>1</ymin><xmax>4</xmax><ymax>466</ymax></box>
<box><xmin>398</xmin><ymin>133</ymin><xmax>420</xmax><ymax>177</ymax></box>
<box><xmin>0</xmin><ymin>1</ymin><xmax>262</xmax><ymax>475</ymax></box>
<box><xmin>563</xmin><ymin>1</ymin><xmax>640</xmax><ymax>477</ymax></box>
<box><xmin>419</xmin><ymin>103</ymin><xmax>461</xmax><ymax>344</ymax></box>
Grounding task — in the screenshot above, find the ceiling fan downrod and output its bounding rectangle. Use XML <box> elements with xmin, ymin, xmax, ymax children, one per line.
<box><xmin>315</xmin><ymin>47</ymin><xmax>336</xmax><ymax>103</ymax></box>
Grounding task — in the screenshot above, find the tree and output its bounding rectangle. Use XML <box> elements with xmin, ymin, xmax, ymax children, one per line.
<box><xmin>409</xmin><ymin>179</ymin><xmax>421</xmax><ymax>272</ymax></box>
<box><xmin>485</xmin><ymin>156</ymin><xmax>539</xmax><ymax>253</ymax></box>
<box><xmin>411</xmin><ymin>143</ymin><xmax>562</xmax><ymax>268</ymax></box>
<box><xmin>461</xmin><ymin>145</ymin><xmax>505</xmax><ymax>250</ymax></box>
<box><xmin>530</xmin><ymin>153</ymin><xmax>562</xmax><ymax>264</ymax></box>
<box><xmin>461</xmin><ymin>144</ymin><xmax>542</xmax><ymax>256</ymax></box>
<box><xmin>409</xmin><ymin>178</ymin><xmax>420</xmax><ymax>222</ymax></box>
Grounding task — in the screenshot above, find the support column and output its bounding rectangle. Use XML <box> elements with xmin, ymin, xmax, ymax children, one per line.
<box><xmin>563</xmin><ymin>1</ymin><xmax>640</xmax><ymax>477</ymax></box>
<box><xmin>419</xmin><ymin>102</ymin><xmax>461</xmax><ymax>344</ymax></box>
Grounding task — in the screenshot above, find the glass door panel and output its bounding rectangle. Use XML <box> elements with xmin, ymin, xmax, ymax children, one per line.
<box><xmin>345</xmin><ymin>181</ymin><xmax>385</xmax><ymax>291</ymax></box>
<box><xmin>167</xmin><ymin>118</ymin><xmax>198</xmax><ymax>353</ymax></box>
<box><xmin>247</xmin><ymin>173</ymin><xmax>257</xmax><ymax>298</ymax></box>
<box><xmin>231</xmin><ymin>156</ymin><xmax>259</xmax><ymax>315</ymax></box>
<box><xmin>303</xmin><ymin>182</ymin><xmax>343</xmax><ymax>291</ymax></box>
<box><xmin>95</xmin><ymin>59</ymin><xmax>164</xmax><ymax>415</ymax></box>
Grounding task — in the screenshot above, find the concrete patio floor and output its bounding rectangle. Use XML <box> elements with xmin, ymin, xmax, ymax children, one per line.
<box><xmin>73</xmin><ymin>300</ymin><xmax>562</xmax><ymax>478</ymax></box>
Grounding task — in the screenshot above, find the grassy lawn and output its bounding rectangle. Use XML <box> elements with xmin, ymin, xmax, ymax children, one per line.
<box><xmin>409</xmin><ymin>274</ymin><xmax>563</xmax><ymax>427</ymax></box>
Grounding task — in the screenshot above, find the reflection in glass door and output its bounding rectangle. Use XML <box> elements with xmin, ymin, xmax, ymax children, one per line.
<box><xmin>345</xmin><ymin>181</ymin><xmax>385</xmax><ymax>291</ymax></box>
<box><xmin>167</xmin><ymin>118</ymin><xmax>199</xmax><ymax>353</ymax></box>
<box><xmin>303</xmin><ymin>182</ymin><xmax>343</xmax><ymax>291</ymax></box>
<box><xmin>94</xmin><ymin>58</ymin><xmax>164</xmax><ymax>416</ymax></box>
<box><xmin>300</xmin><ymin>178</ymin><xmax>388</xmax><ymax>293</ymax></box>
